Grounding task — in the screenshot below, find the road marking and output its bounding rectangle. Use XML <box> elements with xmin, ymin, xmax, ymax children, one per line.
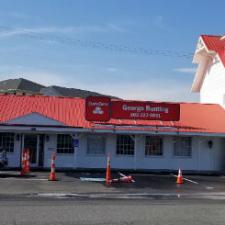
<box><xmin>171</xmin><ymin>174</ymin><xmax>199</xmax><ymax>184</ymax></box>
<box><xmin>80</xmin><ymin>177</ymin><xmax>105</xmax><ymax>182</ymax></box>
<box><xmin>206</xmin><ymin>186</ymin><xmax>215</xmax><ymax>190</ymax></box>
<box><xmin>182</xmin><ymin>177</ymin><xmax>199</xmax><ymax>184</ymax></box>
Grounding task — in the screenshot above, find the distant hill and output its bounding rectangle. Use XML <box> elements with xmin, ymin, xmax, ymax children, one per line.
<box><xmin>0</xmin><ymin>78</ymin><xmax>117</xmax><ymax>98</ymax></box>
<box><xmin>40</xmin><ymin>85</ymin><xmax>114</xmax><ymax>98</ymax></box>
<box><xmin>0</xmin><ymin>78</ymin><xmax>45</xmax><ymax>94</ymax></box>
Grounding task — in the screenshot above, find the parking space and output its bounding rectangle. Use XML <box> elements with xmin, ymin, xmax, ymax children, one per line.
<box><xmin>0</xmin><ymin>170</ymin><xmax>224</xmax><ymax>195</ymax></box>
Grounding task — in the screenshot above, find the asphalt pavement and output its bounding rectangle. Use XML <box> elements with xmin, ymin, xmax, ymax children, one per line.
<box><xmin>0</xmin><ymin>197</ymin><xmax>225</xmax><ymax>225</ymax></box>
<box><xmin>0</xmin><ymin>171</ymin><xmax>225</xmax><ymax>197</ymax></box>
<box><xmin>0</xmin><ymin>171</ymin><xmax>225</xmax><ymax>225</ymax></box>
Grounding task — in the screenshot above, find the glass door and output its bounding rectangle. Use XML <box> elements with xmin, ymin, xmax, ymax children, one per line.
<box><xmin>23</xmin><ymin>134</ymin><xmax>39</xmax><ymax>167</ymax></box>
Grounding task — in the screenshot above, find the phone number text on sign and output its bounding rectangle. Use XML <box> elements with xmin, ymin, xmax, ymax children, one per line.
<box><xmin>130</xmin><ymin>112</ymin><xmax>161</xmax><ymax>119</ymax></box>
<box><xmin>111</xmin><ymin>101</ymin><xmax>180</xmax><ymax>121</ymax></box>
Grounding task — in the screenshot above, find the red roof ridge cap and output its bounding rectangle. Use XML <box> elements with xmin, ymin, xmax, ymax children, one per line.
<box><xmin>200</xmin><ymin>34</ymin><xmax>223</xmax><ymax>38</ymax></box>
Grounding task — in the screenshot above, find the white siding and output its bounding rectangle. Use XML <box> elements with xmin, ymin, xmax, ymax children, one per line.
<box><xmin>7</xmin><ymin>134</ymin><xmax>21</xmax><ymax>167</ymax></box>
<box><xmin>44</xmin><ymin>134</ymin><xmax>74</xmax><ymax>168</ymax></box>
<box><xmin>74</xmin><ymin>134</ymin><xmax>225</xmax><ymax>172</ymax></box>
<box><xmin>200</xmin><ymin>59</ymin><xmax>225</xmax><ymax>108</ymax></box>
<box><xmin>76</xmin><ymin>134</ymin><xmax>115</xmax><ymax>169</ymax></box>
<box><xmin>6</xmin><ymin>132</ymin><xmax>225</xmax><ymax>172</ymax></box>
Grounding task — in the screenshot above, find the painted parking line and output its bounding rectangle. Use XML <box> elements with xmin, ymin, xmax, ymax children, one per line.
<box><xmin>171</xmin><ymin>174</ymin><xmax>199</xmax><ymax>184</ymax></box>
<box><xmin>182</xmin><ymin>177</ymin><xmax>199</xmax><ymax>184</ymax></box>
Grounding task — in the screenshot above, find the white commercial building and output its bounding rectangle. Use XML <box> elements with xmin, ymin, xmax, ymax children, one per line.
<box><xmin>0</xmin><ymin>34</ymin><xmax>224</xmax><ymax>172</ymax></box>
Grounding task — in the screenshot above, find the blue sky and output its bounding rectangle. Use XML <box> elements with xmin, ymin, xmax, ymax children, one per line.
<box><xmin>0</xmin><ymin>0</ymin><xmax>224</xmax><ymax>102</ymax></box>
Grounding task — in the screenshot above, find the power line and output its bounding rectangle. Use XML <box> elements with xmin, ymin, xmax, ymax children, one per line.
<box><xmin>6</xmin><ymin>31</ymin><xmax>194</xmax><ymax>59</ymax></box>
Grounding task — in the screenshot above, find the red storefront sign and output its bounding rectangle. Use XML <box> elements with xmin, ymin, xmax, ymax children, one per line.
<box><xmin>111</xmin><ymin>101</ymin><xmax>180</xmax><ymax>121</ymax></box>
<box><xmin>85</xmin><ymin>96</ymin><xmax>111</xmax><ymax>121</ymax></box>
<box><xmin>85</xmin><ymin>97</ymin><xmax>180</xmax><ymax>121</ymax></box>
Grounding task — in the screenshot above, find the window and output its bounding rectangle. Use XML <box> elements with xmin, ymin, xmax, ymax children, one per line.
<box><xmin>0</xmin><ymin>133</ymin><xmax>14</xmax><ymax>152</ymax></box>
<box><xmin>145</xmin><ymin>136</ymin><xmax>163</xmax><ymax>156</ymax></box>
<box><xmin>57</xmin><ymin>134</ymin><xmax>74</xmax><ymax>154</ymax></box>
<box><xmin>116</xmin><ymin>135</ymin><xmax>134</xmax><ymax>155</ymax></box>
<box><xmin>87</xmin><ymin>135</ymin><xmax>105</xmax><ymax>155</ymax></box>
<box><xmin>173</xmin><ymin>137</ymin><xmax>192</xmax><ymax>157</ymax></box>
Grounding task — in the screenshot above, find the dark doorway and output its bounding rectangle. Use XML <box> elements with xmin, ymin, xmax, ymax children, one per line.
<box><xmin>38</xmin><ymin>134</ymin><xmax>45</xmax><ymax>167</ymax></box>
<box><xmin>23</xmin><ymin>134</ymin><xmax>38</xmax><ymax>166</ymax></box>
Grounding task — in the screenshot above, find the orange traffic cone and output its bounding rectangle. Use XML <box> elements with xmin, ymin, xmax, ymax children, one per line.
<box><xmin>176</xmin><ymin>169</ymin><xmax>183</xmax><ymax>184</ymax></box>
<box><xmin>24</xmin><ymin>149</ymin><xmax>30</xmax><ymax>174</ymax></box>
<box><xmin>20</xmin><ymin>149</ymin><xmax>26</xmax><ymax>176</ymax></box>
<box><xmin>105</xmin><ymin>154</ymin><xmax>111</xmax><ymax>186</ymax></box>
<box><xmin>49</xmin><ymin>152</ymin><xmax>57</xmax><ymax>181</ymax></box>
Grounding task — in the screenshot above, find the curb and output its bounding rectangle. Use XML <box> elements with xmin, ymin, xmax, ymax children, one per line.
<box><xmin>1</xmin><ymin>192</ymin><xmax>225</xmax><ymax>201</ymax></box>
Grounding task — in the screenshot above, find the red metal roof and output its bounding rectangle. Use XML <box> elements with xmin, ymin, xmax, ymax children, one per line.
<box><xmin>0</xmin><ymin>95</ymin><xmax>92</xmax><ymax>128</ymax></box>
<box><xmin>97</xmin><ymin>102</ymin><xmax>225</xmax><ymax>134</ymax></box>
<box><xmin>201</xmin><ymin>35</ymin><xmax>225</xmax><ymax>66</ymax></box>
<box><xmin>0</xmin><ymin>95</ymin><xmax>225</xmax><ymax>135</ymax></box>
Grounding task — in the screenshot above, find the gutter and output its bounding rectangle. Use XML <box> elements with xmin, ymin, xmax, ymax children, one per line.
<box><xmin>0</xmin><ymin>124</ymin><xmax>224</xmax><ymax>137</ymax></box>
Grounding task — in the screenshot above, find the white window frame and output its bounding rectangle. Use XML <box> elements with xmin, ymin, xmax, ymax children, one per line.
<box><xmin>173</xmin><ymin>136</ymin><xmax>192</xmax><ymax>157</ymax></box>
<box><xmin>87</xmin><ymin>135</ymin><xmax>106</xmax><ymax>155</ymax></box>
<box><xmin>57</xmin><ymin>134</ymin><xmax>74</xmax><ymax>154</ymax></box>
<box><xmin>116</xmin><ymin>135</ymin><xmax>135</xmax><ymax>156</ymax></box>
<box><xmin>145</xmin><ymin>136</ymin><xmax>163</xmax><ymax>156</ymax></box>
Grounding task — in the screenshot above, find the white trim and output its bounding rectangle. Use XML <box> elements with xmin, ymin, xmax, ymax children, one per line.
<box><xmin>191</xmin><ymin>54</ymin><xmax>213</xmax><ymax>92</ymax></box>
<box><xmin>193</xmin><ymin>37</ymin><xmax>215</xmax><ymax>63</ymax></box>
<box><xmin>191</xmin><ymin>36</ymin><xmax>221</xmax><ymax>92</ymax></box>
<box><xmin>91</xmin><ymin>128</ymin><xmax>225</xmax><ymax>137</ymax></box>
<box><xmin>0</xmin><ymin>125</ymin><xmax>89</xmax><ymax>133</ymax></box>
<box><xmin>0</xmin><ymin>125</ymin><xmax>224</xmax><ymax>137</ymax></box>
<box><xmin>193</xmin><ymin>37</ymin><xmax>207</xmax><ymax>58</ymax></box>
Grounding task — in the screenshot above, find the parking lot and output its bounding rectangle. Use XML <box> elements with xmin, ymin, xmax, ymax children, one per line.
<box><xmin>0</xmin><ymin>170</ymin><xmax>225</xmax><ymax>197</ymax></box>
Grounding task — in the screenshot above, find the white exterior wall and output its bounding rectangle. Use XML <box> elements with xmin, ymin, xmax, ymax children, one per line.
<box><xmin>200</xmin><ymin>58</ymin><xmax>225</xmax><ymax>108</ymax></box>
<box><xmin>74</xmin><ymin>134</ymin><xmax>225</xmax><ymax>172</ymax></box>
<box><xmin>44</xmin><ymin>134</ymin><xmax>74</xmax><ymax>168</ymax></box>
<box><xmin>7</xmin><ymin>134</ymin><xmax>21</xmax><ymax>168</ymax></box>
<box><xmin>6</xmin><ymin>132</ymin><xmax>225</xmax><ymax>172</ymax></box>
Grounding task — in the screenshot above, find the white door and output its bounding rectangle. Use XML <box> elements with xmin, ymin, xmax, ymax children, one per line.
<box><xmin>198</xmin><ymin>144</ymin><xmax>214</xmax><ymax>171</ymax></box>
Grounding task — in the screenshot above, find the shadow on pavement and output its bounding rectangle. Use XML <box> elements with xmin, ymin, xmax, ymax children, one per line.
<box><xmin>64</xmin><ymin>171</ymin><xmax>178</xmax><ymax>190</ymax></box>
